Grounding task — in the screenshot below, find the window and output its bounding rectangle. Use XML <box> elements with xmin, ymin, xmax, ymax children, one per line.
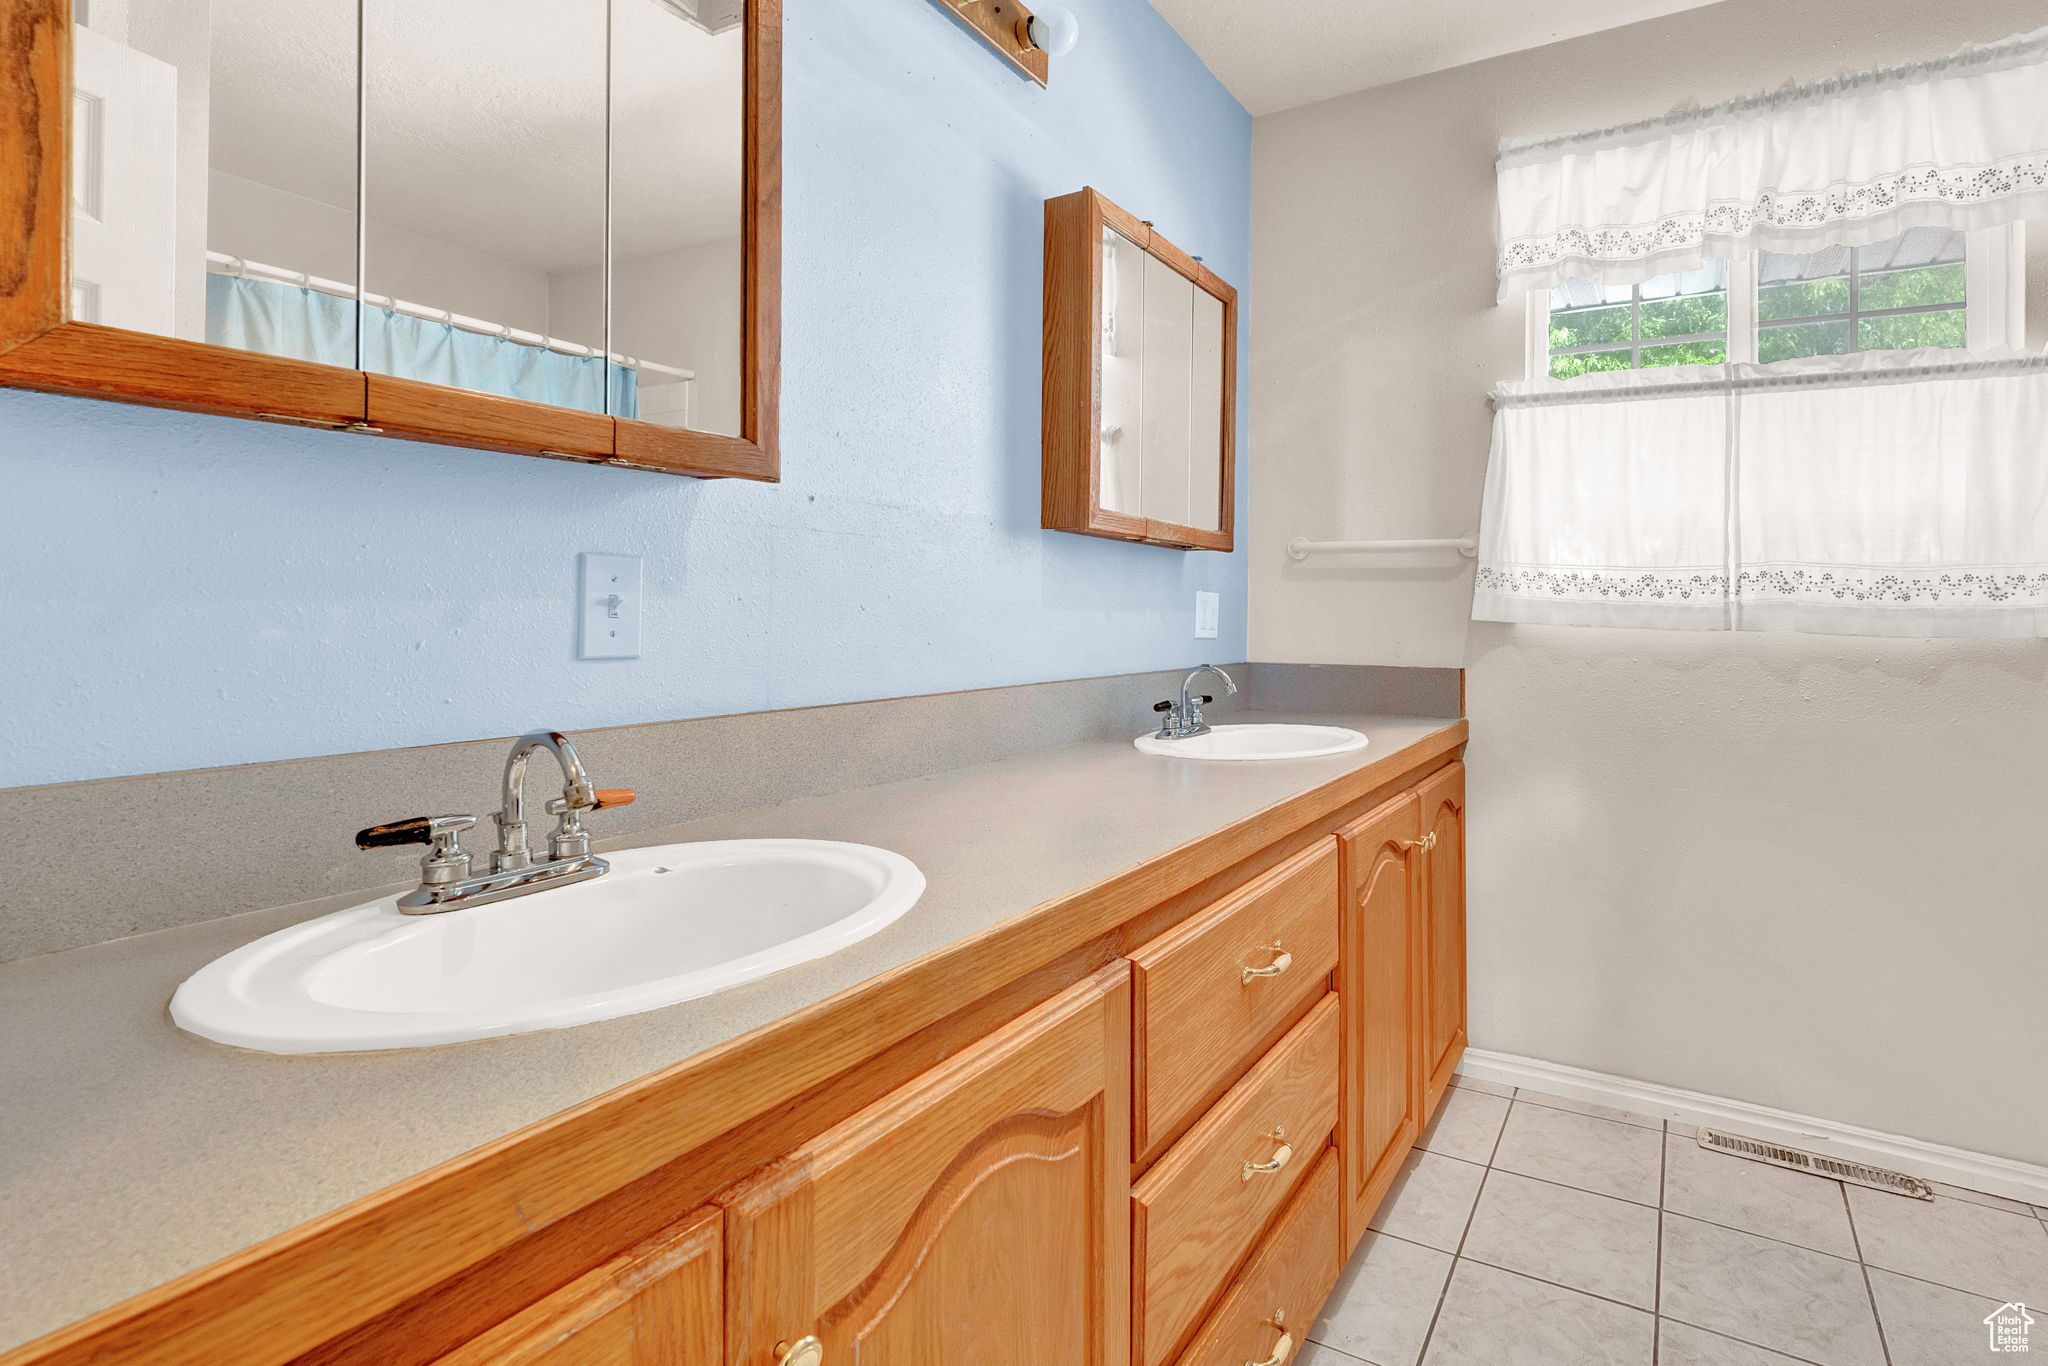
<box><xmin>1757</xmin><ymin>228</ymin><xmax>1965</xmax><ymax>361</ymax></box>
<box><xmin>1547</xmin><ymin>261</ymin><xmax>1727</xmax><ymax>379</ymax></box>
<box><xmin>1532</xmin><ymin>226</ymin><xmax>2021</xmax><ymax>378</ymax></box>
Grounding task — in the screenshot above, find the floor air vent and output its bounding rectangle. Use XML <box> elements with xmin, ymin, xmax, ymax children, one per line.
<box><xmin>1697</xmin><ymin>1130</ymin><xmax>1935</xmax><ymax>1200</ymax></box>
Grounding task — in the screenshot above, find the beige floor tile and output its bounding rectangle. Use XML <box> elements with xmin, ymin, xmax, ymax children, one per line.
<box><xmin>1659</xmin><ymin>1215</ymin><xmax>1885</xmax><ymax>1366</ymax></box>
<box><xmin>1866</xmin><ymin>1267</ymin><xmax>2018</xmax><ymax>1366</ymax></box>
<box><xmin>1448</xmin><ymin>1074</ymin><xmax>1514</xmax><ymax>1099</ymax></box>
<box><xmin>1368</xmin><ymin>1150</ymin><xmax>1487</xmax><ymax>1253</ymax></box>
<box><xmin>1311</xmin><ymin>1231</ymin><xmax>1453</xmax><ymax>1366</ymax></box>
<box><xmin>1415</xmin><ymin>1086</ymin><xmax>1511</xmax><ymax>1165</ymax></box>
<box><xmin>1460</xmin><ymin>1170</ymin><xmax>1660</xmax><ymax>1308</ymax></box>
<box><xmin>1654</xmin><ymin>1327</ymin><xmax>1818</xmax><ymax>1366</ymax></box>
<box><xmin>1845</xmin><ymin>1186</ymin><xmax>2048</xmax><ymax>1303</ymax></box>
<box><xmin>1927</xmin><ymin>1180</ymin><xmax>2036</xmax><ymax>1217</ymax></box>
<box><xmin>1296</xmin><ymin>1344</ymin><xmax>1373</xmax><ymax>1366</ymax></box>
<box><xmin>1661</xmin><ymin>1133</ymin><xmax>1857</xmax><ymax>1258</ymax></box>
<box><xmin>1491</xmin><ymin>1102</ymin><xmax>1664</xmax><ymax>1205</ymax></box>
<box><xmin>1656</xmin><ymin>1319</ymin><xmax>1821</xmax><ymax>1365</ymax></box>
<box><xmin>1509</xmin><ymin>1087</ymin><xmax>1664</xmax><ymax>1131</ymax></box>
<box><xmin>1420</xmin><ymin>1259</ymin><xmax>1654</xmax><ymax>1366</ymax></box>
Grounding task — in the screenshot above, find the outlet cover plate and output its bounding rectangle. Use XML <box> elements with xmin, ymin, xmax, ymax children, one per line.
<box><xmin>1194</xmin><ymin>591</ymin><xmax>1219</xmax><ymax>639</ymax></box>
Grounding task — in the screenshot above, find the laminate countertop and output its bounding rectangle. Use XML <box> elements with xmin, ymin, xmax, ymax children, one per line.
<box><xmin>0</xmin><ymin>710</ymin><xmax>1464</xmax><ymax>1353</ymax></box>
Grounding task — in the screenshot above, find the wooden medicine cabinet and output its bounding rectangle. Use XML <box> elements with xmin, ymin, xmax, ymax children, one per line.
<box><xmin>0</xmin><ymin>0</ymin><xmax>779</xmax><ymax>480</ymax></box>
<box><xmin>1042</xmin><ymin>187</ymin><xmax>1236</xmax><ymax>550</ymax></box>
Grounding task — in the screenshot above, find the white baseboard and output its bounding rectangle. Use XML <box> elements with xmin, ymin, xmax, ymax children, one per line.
<box><xmin>1459</xmin><ymin>1048</ymin><xmax>2048</xmax><ymax>1208</ymax></box>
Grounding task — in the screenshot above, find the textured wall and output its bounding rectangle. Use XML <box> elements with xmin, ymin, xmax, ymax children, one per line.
<box><xmin>0</xmin><ymin>0</ymin><xmax>1250</xmax><ymax>787</ymax></box>
<box><xmin>1249</xmin><ymin>0</ymin><xmax>2048</xmax><ymax>1163</ymax></box>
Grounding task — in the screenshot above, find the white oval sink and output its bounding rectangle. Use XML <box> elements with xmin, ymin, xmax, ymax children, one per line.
<box><xmin>170</xmin><ymin>840</ymin><xmax>925</xmax><ymax>1054</ymax></box>
<box><xmin>1134</xmin><ymin>723</ymin><xmax>1370</xmax><ymax>761</ymax></box>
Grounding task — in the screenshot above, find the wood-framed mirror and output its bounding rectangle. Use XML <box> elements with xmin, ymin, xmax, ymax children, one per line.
<box><xmin>1042</xmin><ymin>186</ymin><xmax>1235</xmax><ymax>550</ymax></box>
<box><xmin>0</xmin><ymin>0</ymin><xmax>779</xmax><ymax>480</ymax></box>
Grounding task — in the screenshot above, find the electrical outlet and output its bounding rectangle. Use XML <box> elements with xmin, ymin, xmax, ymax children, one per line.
<box><xmin>578</xmin><ymin>553</ymin><xmax>642</xmax><ymax>660</ymax></box>
<box><xmin>1194</xmin><ymin>591</ymin><xmax>1220</xmax><ymax>639</ymax></box>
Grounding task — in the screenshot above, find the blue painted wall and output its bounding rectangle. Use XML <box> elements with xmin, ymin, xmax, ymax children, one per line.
<box><xmin>0</xmin><ymin>0</ymin><xmax>1250</xmax><ymax>787</ymax></box>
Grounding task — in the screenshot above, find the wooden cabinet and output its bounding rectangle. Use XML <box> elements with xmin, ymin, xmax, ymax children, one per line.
<box><xmin>717</xmin><ymin>966</ymin><xmax>1133</xmax><ymax>1366</ymax></box>
<box><xmin>1335</xmin><ymin>793</ymin><xmax>1426</xmax><ymax>1256</ymax></box>
<box><xmin>431</xmin><ymin>1209</ymin><xmax>721</xmax><ymax>1366</ymax></box>
<box><xmin>1417</xmin><ymin>763</ymin><xmax>1468</xmax><ymax>1117</ymax></box>
<box><xmin>1132</xmin><ymin>996</ymin><xmax>1339</xmax><ymax>1366</ymax></box>
<box><xmin>1042</xmin><ymin>187</ymin><xmax>1237</xmax><ymax>551</ymax></box>
<box><xmin>1170</xmin><ymin>1151</ymin><xmax>1340</xmax><ymax>1366</ymax></box>
<box><xmin>1129</xmin><ymin>840</ymin><xmax>1338</xmax><ymax>1164</ymax></box>
<box><xmin>7</xmin><ymin>725</ymin><xmax>1470</xmax><ymax>1366</ymax></box>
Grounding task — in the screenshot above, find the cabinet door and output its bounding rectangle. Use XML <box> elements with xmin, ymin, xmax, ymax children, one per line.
<box><xmin>432</xmin><ymin>1208</ymin><xmax>721</xmax><ymax>1366</ymax></box>
<box><xmin>1418</xmin><ymin>763</ymin><xmax>1468</xmax><ymax>1118</ymax></box>
<box><xmin>1336</xmin><ymin>793</ymin><xmax>1424</xmax><ymax>1255</ymax></box>
<box><xmin>719</xmin><ymin>966</ymin><xmax>1132</xmax><ymax>1366</ymax></box>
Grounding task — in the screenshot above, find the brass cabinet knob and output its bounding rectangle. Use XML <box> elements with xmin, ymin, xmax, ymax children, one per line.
<box><xmin>1241</xmin><ymin>1126</ymin><xmax>1293</xmax><ymax>1181</ymax></box>
<box><xmin>1241</xmin><ymin>940</ymin><xmax>1293</xmax><ymax>984</ymax></box>
<box><xmin>776</xmin><ymin>1337</ymin><xmax>825</xmax><ymax>1366</ymax></box>
<box><xmin>1399</xmin><ymin>830</ymin><xmax>1437</xmax><ymax>853</ymax></box>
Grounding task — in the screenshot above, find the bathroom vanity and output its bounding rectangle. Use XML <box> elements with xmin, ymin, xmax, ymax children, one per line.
<box><xmin>0</xmin><ymin>711</ymin><xmax>1466</xmax><ymax>1366</ymax></box>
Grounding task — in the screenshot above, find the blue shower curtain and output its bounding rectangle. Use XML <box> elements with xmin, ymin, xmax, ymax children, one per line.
<box><xmin>207</xmin><ymin>274</ymin><xmax>637</xmax><ymax>418</ymax></box>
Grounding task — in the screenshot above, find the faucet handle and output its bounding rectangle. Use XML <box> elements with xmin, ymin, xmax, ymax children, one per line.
<box><xmin>544</xmin><ymin>788</ymin><xmax>637</xmax><ymax>816</ymax></box>
<box><xmin>356</xmin><ymin>814</ymin><xmax>478</xmax><ymax>849</ymax></box>
<box><xmin>1153</xmin><ymin>700</ymin><xmax>1174</xmax><ymax>713</ymax></box>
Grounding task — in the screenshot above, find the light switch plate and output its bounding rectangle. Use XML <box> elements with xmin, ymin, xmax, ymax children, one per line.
<box><xmin>578</xmin><ymin>553</ymin><xmax>642</xmax><ymax>660</ymax></box>
<box><xmin>1194</xmin><ymin>591</ymin><xmax>1219</xmax><ymax>639</ymax></box>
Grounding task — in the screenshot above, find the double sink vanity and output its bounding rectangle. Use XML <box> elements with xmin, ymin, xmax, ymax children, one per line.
<box><xmin>0</xmin><ymin>670</ymin><xmax>1467</xmax><ymax>1366</ymax></box>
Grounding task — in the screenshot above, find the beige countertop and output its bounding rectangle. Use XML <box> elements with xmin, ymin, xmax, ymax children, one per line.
<box><xmin>0</xmin><ymin>710</ymin><xmax>1461</xmax><ymax>1353</ymax></box>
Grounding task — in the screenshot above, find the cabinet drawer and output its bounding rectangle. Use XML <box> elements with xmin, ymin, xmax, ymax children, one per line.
<box><xmin>1132</xmin><ymin>839</ymin><xmax>1338</xmax><ymax>1158</ymax></box>
<box><xmin>1173</xmin><ymin>1149</ymin><xmax>1340</xmax><ymax>1366</ymax></box>
<box><xmin>1133</xmin><ymin>994</ymin><xmax>1341</xmax><ymax>1366</ymax></box>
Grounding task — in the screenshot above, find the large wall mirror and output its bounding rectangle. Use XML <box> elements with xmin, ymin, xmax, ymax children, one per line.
<box><xmin>1041</xmin><ymin>187</ymin><xmax>1235</xmax><ymax>550</ymax></box>
<box><xmin>0</xmin><ymin>0</ymin><xmax>779</xmax><ymax>478</ymax></box>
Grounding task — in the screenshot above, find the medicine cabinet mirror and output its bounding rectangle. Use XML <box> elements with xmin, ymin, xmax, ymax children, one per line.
<box><xmin>0</xmin><ymin>0</ymin><xmax>779</xmax><ymax>478</ymax></box>
<box><xmin>1042</xmin><ymin>186</ymin><xmax>1235</xmax><ymax>550</ymax></box>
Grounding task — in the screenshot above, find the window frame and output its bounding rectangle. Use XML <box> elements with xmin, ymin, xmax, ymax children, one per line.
<box><xmin>1525</xmin><ymin>224</ymin><xmax>2025</xmax><ymax>378</ymax></box>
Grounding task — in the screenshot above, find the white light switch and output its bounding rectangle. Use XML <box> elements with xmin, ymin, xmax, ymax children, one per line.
<box><xmin>578</xmin><ymin>553</ymin><xmax>642</xmax><ymax>660</ymax></box>
<box><xmin>1194</xmin><ymin>591</ymin><xmax>1220</xmax><ymax>639</ymax></box>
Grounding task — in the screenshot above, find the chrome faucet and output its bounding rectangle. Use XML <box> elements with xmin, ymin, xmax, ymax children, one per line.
<box><xmin>1152</xmin><ymin>664</ymin><xmax>1238</xmax><ymax>739</ymax></box>
<box><xmin>355</xmin><ymin>731</ymin><xmax>636</xmax><ymax>914</ymax></box>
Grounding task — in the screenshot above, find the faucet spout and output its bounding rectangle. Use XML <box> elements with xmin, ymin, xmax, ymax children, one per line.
<box><xmin>496</xmin><ymin>731</ymin><xmax>597</xmax><ymax>872</ymax></box>
<box><xmin>1172</xmin><ymin>664</ymin><xmax>1238</xmax><ymax>739</ymax></box>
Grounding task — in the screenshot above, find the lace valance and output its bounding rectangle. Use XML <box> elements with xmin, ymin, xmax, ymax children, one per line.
<box><xmin>1495</xmin><ymin>27</ymin><xmax>2048</xmax><ymax>299</ymax></box>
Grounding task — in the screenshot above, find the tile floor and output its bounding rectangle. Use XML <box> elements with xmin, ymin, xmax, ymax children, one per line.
<box><xmin>1303</xmin><ymin>1075</ymin><xmax>2048</xmax><ymax>1366</ymax></box>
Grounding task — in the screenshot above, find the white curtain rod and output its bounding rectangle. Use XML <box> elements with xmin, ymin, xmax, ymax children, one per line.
<box><xmin>205</xmin><ymin>252</ymin><xmax>696</xmax><ymax>382</ymax></box>
<box><xmin>1287</xmin><ymin>536</ymin><xmax>1479</xmax><ymax>560</ymax></box>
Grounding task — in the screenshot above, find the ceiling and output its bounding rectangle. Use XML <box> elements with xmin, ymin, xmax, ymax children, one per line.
<box><xmin>1145</xmin><ymin>0</ymin><xmax>1732</xmax><ymax>116</ymax></box>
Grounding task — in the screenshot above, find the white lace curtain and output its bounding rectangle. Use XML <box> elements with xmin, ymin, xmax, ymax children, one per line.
<box><xmin>1473</xmin><ymin>353</ymin><xmax>2048</xmax><ymax>637</ymax></box>
<box><xmin>1495</xmin><ymin>27</ymin><xmax>2048</xmax><ymax>299</ymax></box>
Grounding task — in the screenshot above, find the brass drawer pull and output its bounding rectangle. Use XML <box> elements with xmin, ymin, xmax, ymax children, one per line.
<box><xmin>1241</xmin><ymin>940</ymin><xmax>1293</xmax><ymax>984</ymax></box>
<box><xmin>1246</xmin><ymin>1311</ymin><xmax>1295</xmax><ymax>1366</ymax></box>
<box><xmin>1399</xmin><ymin>831</ymin><xmax>1438</xmax><ymax>854</ymax></box>
<box><xmin>1241</xmin><ymin>1127</ymin><xmax>1292</xmax><ymax>1181</ymax></box>
<box><xmin>776</xmin><ymin>1336</ymin><xmax>824</xmax><ymax>1366</ymax></box>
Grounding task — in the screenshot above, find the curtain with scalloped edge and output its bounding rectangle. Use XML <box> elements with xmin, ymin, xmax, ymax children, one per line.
<box><xmin>1494</xmin><ymin>27</ymin><xmax>2048</xmax><ymax>301</ymax></box>
<box><xmin>1472</xmin><ymin>352</ymin><xmax>2048</xmax><ymax>637</ymax></box>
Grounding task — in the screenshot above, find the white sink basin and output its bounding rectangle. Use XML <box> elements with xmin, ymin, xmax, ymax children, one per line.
<box><xmin>170</xmin><ymin>840</ymin><xmax>925</xmax><ymax>1054</ymax></box>
<box><xmin>1134</xmin><ymin>723</ymin><xmax>1370</xmax><ymax>761</ymax></box>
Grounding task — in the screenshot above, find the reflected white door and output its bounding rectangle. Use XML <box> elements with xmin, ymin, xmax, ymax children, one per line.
<box><xmin>70</xmin><ymin>25</ymin><xmax>178</xmax><ymax>331</ymax></box>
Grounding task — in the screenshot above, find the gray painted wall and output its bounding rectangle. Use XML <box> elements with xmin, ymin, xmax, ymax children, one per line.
<box><xmin>1249</xmin><ymin>0</ymin><xmax>2048</xmax><ymax>1164</ymax></box>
